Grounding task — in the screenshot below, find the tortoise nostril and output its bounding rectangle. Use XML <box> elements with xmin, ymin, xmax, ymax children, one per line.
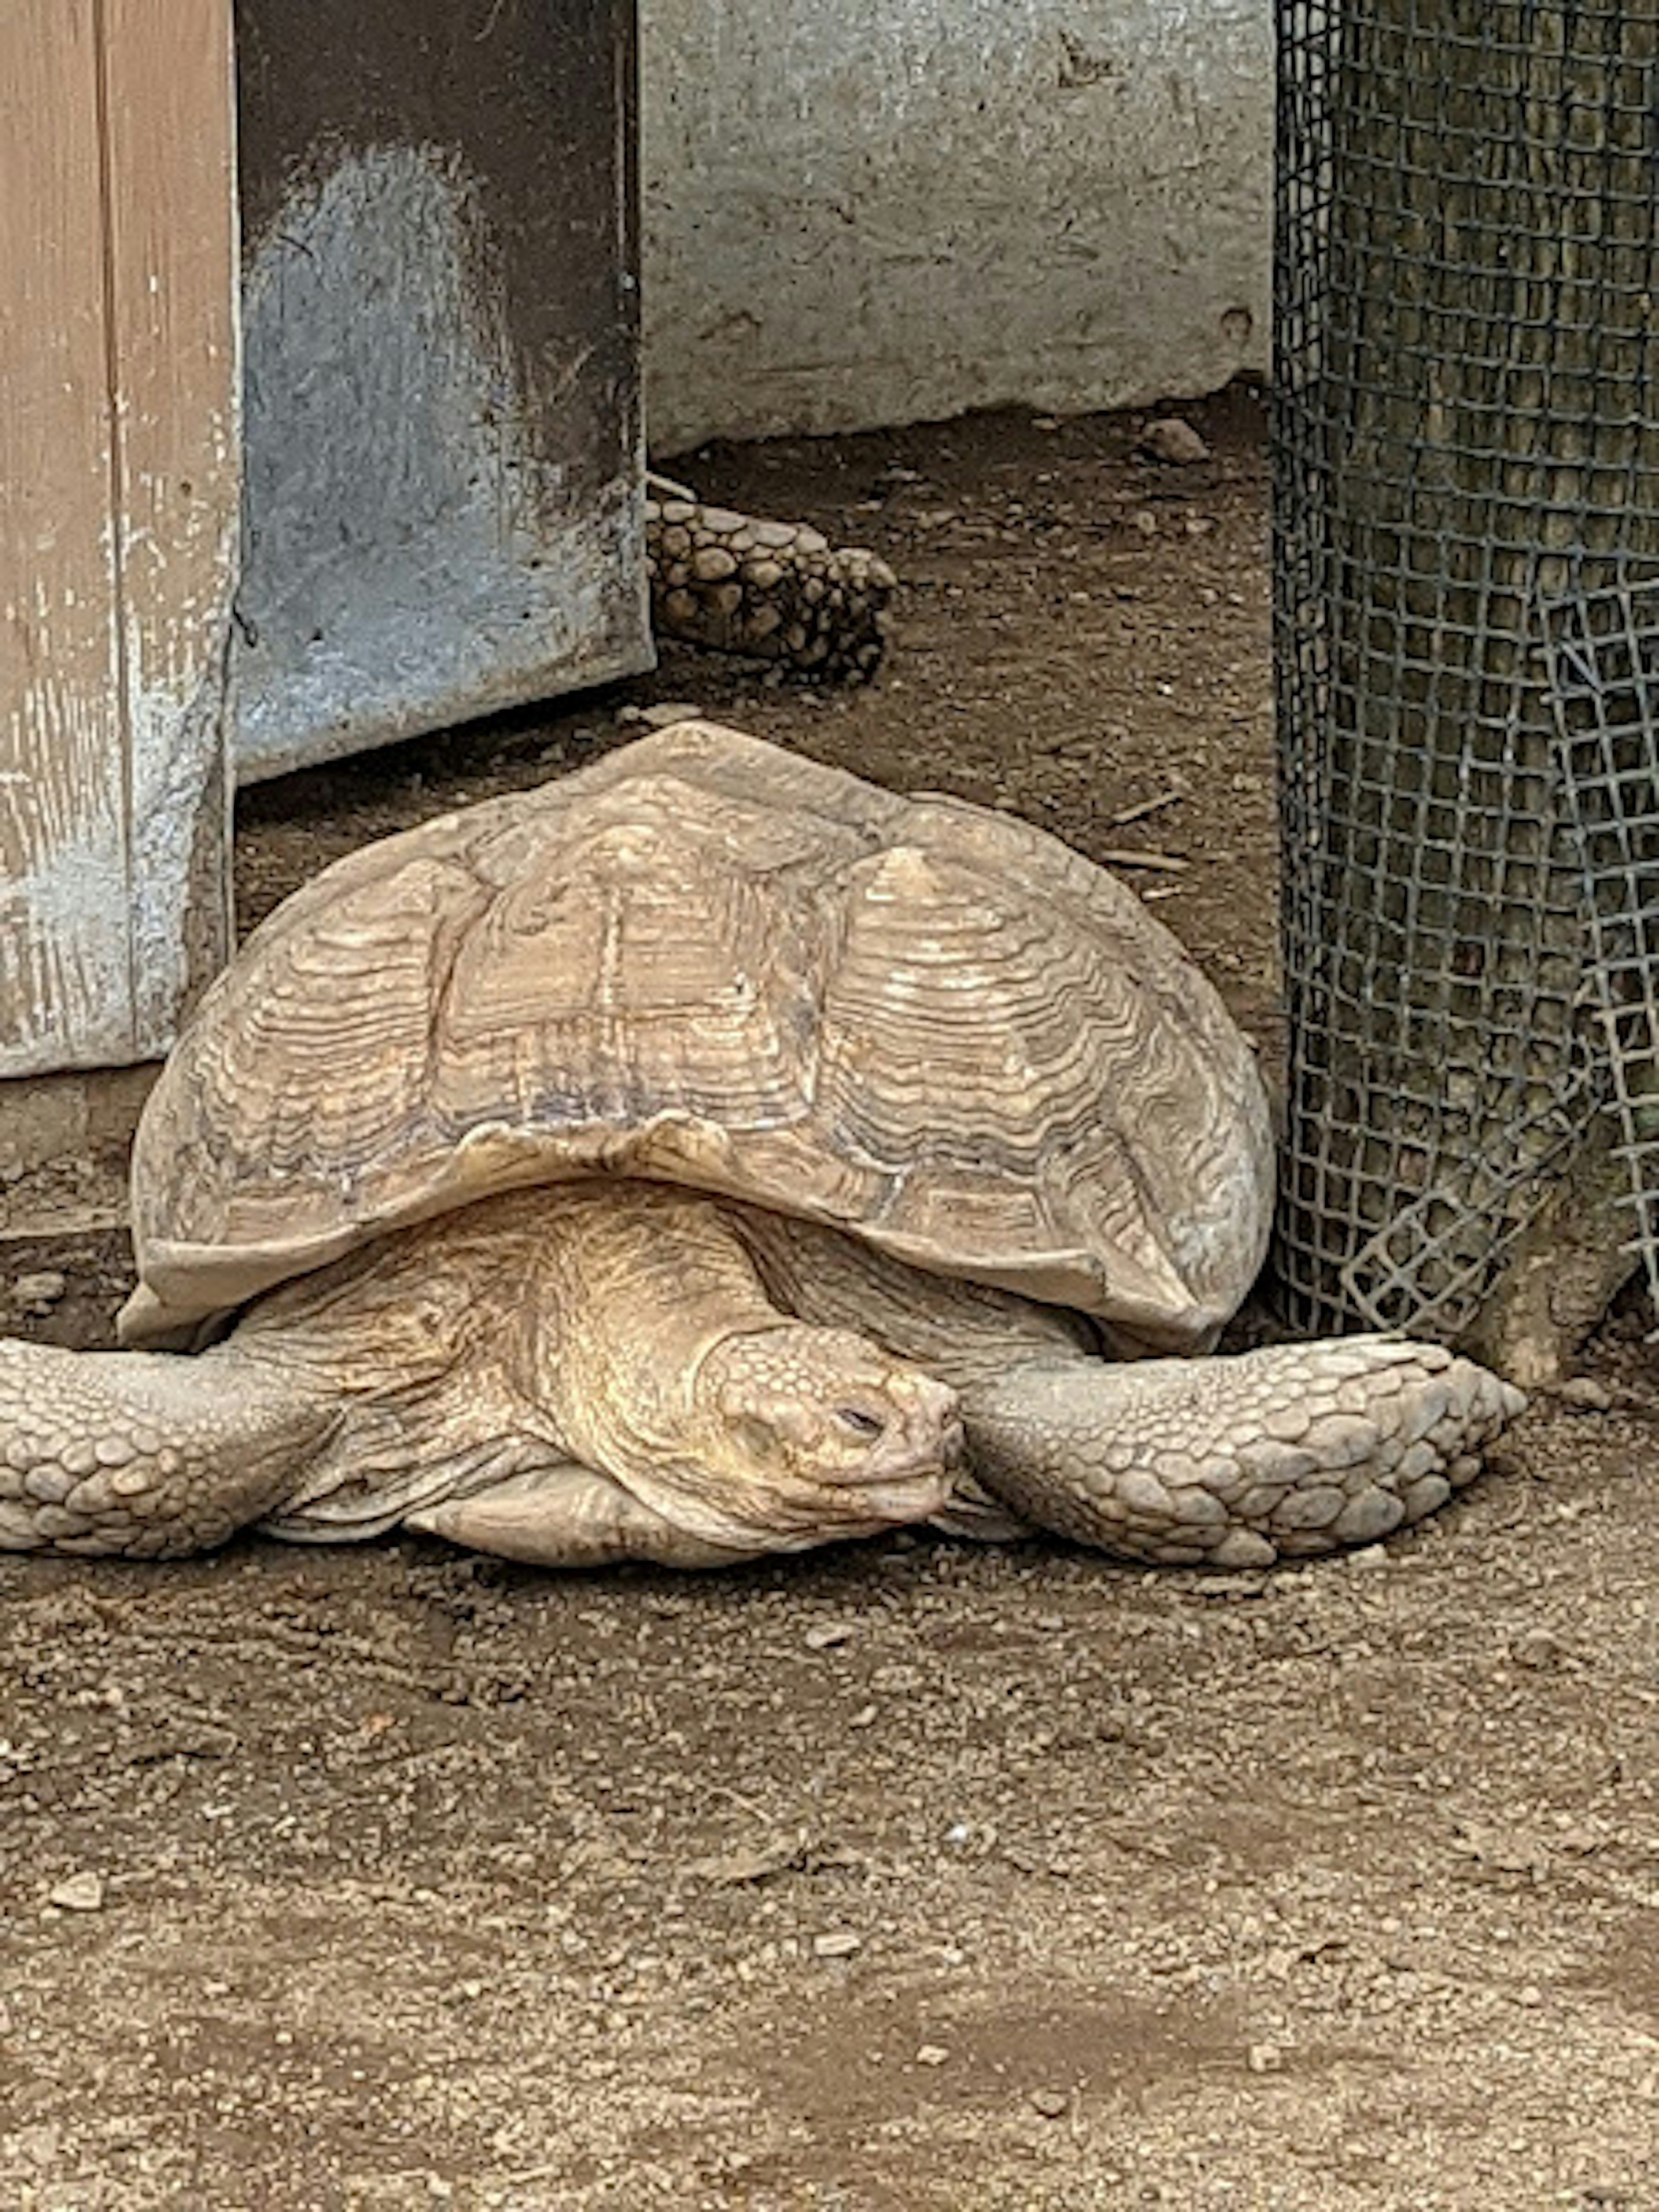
<box><xmin>835</xmin><ymin>1405</ymin><xmax>886</xmax><ymax>1440</ymax></box>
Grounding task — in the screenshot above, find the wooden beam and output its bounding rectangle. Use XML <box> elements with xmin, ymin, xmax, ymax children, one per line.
<box><xmin>0</xmin><ymin>0</ymin><xmax>237</xmax><ymax>1078</ymax></box>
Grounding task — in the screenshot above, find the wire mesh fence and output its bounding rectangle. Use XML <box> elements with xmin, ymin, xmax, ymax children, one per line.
<box><xmin>1272</xmin><ymin>0</ymin><xmax>1659</xmax><ymax>1339</ymax></box>
<box><xmin>1542</xmin><ymin>578</ymin><xmax>1659</xmax><ymax>1315</ymax></box>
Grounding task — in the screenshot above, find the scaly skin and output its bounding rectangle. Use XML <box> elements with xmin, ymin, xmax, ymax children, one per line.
<box><xmin>645</xmin><ymin>476</ymin><xmax>895</xmax><ymax>680</ymax></box>
<box><xmin>733</xmin><ymin>1206</ymin><xmax>1527</xmax><ymax>1566</ymax></box>
<box><xmin>0</xmin><ymin>1339</ymin><xmax>333</xmax><ymax>1558</ymax></box>
<box><xmin>963</xmin><ymin>1337</ymin><xmax>1524</xmax><ymax>1568</ymax></box>
<box><xmin>0</xmin><ymin>1186</ymin><xmax>958</xmax><ymax>1566</ymax></box>
<box><xmin>0</xmin><ymin>1186</ymin><xmax>1525</xmax><ymax>1570</ymax></box>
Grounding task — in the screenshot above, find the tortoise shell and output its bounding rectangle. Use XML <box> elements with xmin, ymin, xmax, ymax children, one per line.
<box><xmin>120</xmin><ymin>721</ymin><xmax>1274</xmax><ymax>1349</ymax></box>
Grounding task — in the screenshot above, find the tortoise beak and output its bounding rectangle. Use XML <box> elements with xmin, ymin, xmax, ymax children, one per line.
<box><xmin>835</xmin><ymin>1375</ymin><xmax>963</xmax><ymax>1515</ymax></box>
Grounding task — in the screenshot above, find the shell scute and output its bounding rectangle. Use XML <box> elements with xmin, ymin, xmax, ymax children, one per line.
<box><xmin>122</xmin><ymin>722</ymin><xmax>1272</xmax><ymax>1349</ymax></box>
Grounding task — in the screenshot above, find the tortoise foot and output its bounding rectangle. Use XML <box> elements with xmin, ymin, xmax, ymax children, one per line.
<box><xmin>645</xmin><ymin>476</ymin><xmax>895</xmax><ymax>681</ymax></box>
<box><xmin>963</xmin><ymin>1337</ymin><xmax>1525</xmax><ymax>1567</ymax></box>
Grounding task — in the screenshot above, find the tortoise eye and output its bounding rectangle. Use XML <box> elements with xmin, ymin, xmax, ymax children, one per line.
<box><xmin>835</xmin><ymin>1405</ymin><xmax>886</xmax><ymax>1440</ymax></box>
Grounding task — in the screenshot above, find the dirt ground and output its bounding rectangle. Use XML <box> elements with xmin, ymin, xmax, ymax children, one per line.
<box><xmin>4</xmin><ymin>391</ymin><xmax>1658</xmax><ymax>2212</ymax></box>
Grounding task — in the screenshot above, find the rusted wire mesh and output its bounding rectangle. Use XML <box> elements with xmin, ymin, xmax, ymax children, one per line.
<box><xmin>1272</xmin><ymin>0</ymin><xmax>1659</xmax><ymax>1337</ymax></box>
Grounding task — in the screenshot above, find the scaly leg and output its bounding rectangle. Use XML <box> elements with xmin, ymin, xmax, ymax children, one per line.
<box><xmin>0</xmin><ymin>1338</ymin><xmax>334</xmax><ymax>1558</ymax></box>
<box><xmin>964</xmin><ymin>1337</ymin><xmax>1524</xmax><ymax>1567</ymax></box>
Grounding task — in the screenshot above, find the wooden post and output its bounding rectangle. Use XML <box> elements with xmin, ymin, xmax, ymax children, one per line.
<box><xmin>0</xmin><ymin>0</ymin><xmax>238</xmax><ymax>1079</ymax></box>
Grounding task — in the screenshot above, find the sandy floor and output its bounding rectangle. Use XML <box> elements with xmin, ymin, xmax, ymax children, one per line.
<box><xmin>3</xmin><ymin>392</ymin><xmax>1657</xmax><ymax>2212</ymax></box>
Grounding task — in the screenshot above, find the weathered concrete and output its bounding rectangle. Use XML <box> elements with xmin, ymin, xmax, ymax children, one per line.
<box><xmin>232</xmin><ymin>0</ymin><xmax>652</xmax><ymax>783</ymax></box>
<box><xmin>235</xmin><ymin>147</ymin><xmax>649</xmax><ymax>782</ymax></box>
<box><xmin>641</xmin><ymin>0</ymin><xmax>1271</xmax><ymax>454</ymax></box>
<box><xmin>0</xmin><ymin>1065</ymin><xmax>153</xmax><ymax>1242</ymax></box>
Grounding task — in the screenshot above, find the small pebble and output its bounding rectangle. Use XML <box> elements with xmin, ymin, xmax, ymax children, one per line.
<box><xmin>1509</xmin><ymin>1629</ymin><xmax>1569</xmax><ymax>1672</ymax></box>
<box><xmin>47</xmin><ymin>1871</ymin><xmax>105</xmax><ymax>1913</ymax></box>
<box><xmin>1030</xmin><ymin>2087</ymin><xmax>1070</xmax><ymax>2118</ymax></box>
<box><xmin>1558</xmin><ymin>1376</ymin><xmax>1613</xmax><ymax>1412</ymax></box>
<box><xmin>12</xmin><ymin>1271</ymin><xmax>67</xmax><ymax>1316</ymax></box>
<box><xmin>639</xmin><ymin>701</ymin><xmax>704</xmax><ymax>731</ymax></box>
<box><xmin>1345</xmin><ymin>1543</ymin><xmax>1391</xmax><ymax>1571</ymax></box>
<box><xmin>813</xmin><ymin>1931</ymin><xmax>862</xmax><ymax>1959</ymax></box>
<box><xmin>804</xmin><ymin>1621</ymin><xmax>855</xmax><ymax>1650</ymax></box>
<box><xmin>1247</xmin><ymin>2041</ymin><xmax>1283</xmax><ymax>2074</ymax></box>
<box><xmin>1141</xmin><ymin>416</ymin><xmax>1211</xmax><ymax>465</ymax></box>
<box><xmin>915</xmin><ymin>2044</ymin><xmax>949</xmax><ymax>2067</ymax></box>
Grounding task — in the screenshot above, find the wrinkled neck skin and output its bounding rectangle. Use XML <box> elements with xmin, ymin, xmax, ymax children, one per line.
<box><xmin>517</xmin><ymin>1182</ymin><xmax>955</xmax><ymax>1555</ymax></box>
<box><xmin>526</xmin><ymin>1184</ymin><xmax>782</xmax><ymax>1489</ymax></box>
<box><xmin>242</xmin><ymin>1179</ymin><xmax>953</xmax><ymax>1554</ymax></box>
<box><xmin>232</xmin><ymin>1180</ymin><xmax>795</xmax><ymax>1538</ymax></box>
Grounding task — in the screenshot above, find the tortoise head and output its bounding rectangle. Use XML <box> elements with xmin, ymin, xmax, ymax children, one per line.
<box><xmin>665</xmin><ymin>1325</ymin><xmax>961</xmax><ymax>1553</ymax></box>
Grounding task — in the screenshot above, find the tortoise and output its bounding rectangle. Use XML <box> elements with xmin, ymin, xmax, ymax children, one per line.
<box><xmin>0</xmin><ymin>721</ymin><xmax>1521</xmax><ymax>1571</ymax></box>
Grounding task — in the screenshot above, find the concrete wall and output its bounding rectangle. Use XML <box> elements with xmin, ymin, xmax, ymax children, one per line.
<box><xmin>641</xmin><ymin>0</ymin><xmax>1272</xmax><ymax>455</ymax></box>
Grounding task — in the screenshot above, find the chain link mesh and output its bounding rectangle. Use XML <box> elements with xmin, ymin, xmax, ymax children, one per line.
<box><xmin>1272</xmin><ymin>0</ymin><xmax>1659</xmax><ymax>1338</ymax></box>
<box><xmin>1542</xmin><ymin>578</ymin><xmax>1659</xmax><ymax>1314</ymax></box>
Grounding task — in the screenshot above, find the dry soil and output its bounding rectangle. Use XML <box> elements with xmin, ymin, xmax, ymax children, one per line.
<box><xmin>3</xmin><ymin>392</ymin><xmax>1657</xmax><ymax>2212</ymax></box>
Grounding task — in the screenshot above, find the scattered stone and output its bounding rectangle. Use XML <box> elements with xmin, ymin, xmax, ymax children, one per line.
<box><xmin>11</xmin><ymin>1271</ymin><xmax>67</xmax><ymax>1317</ymax></box>
<box><xmin>9</xmin><ymin>2124</ymin><xmax>61</xmax><ymax>2171</ymax></box>
<box><xmin>1509</xmin><ymin>1628</ymin><xmax>1570</xmax><ymax>1672</ymax></box>
<box><xmin>1141</xmin><ymin>416</ymin><xmax>1211</xmax><ymax>466</ymax></box>
<box><xmin>1030</xmin><ymin>2087</ymin><xmax>1070</xmax><ymax>2118</ymax></box>
<box><xmin>639</xmin><ymin>701</ymin><xmax>704</xmax><ymax>731</ymax></box>
<box><xmin>1558</xmin><ymin>1376</ymin><xmax>1613</xmax><ymax>1412</ymax></box>
<box><xmin>1132</xmin><ymin>509</ymin><xmax>1160</xmax><ymax>536</ymax></box>
<box><xmin>803</xmin><ymin>1620</ymin><xmax>856</xmax><ymax>1650</ymax></box>
<box><xmin>1247</xmin><ymin>2041</ymin><xmax>1283</xmax><ymax>2074</ymax></box>
<box><xmin>915</xmin><ymin>2044</ymin><xmax>950</xmax><ymax>2067</ymax></box>
<box><xmin>48</xmin><ymin>1870</ymin><xmax>105</xmax><ymax>1912</ymax></box>
<box><xmin>1345</xmin><ymin>1542</ymin><xmax>1392</xmax><ymax>1571</ymax></box>
<box><xmin>813</xmin><ymin>1930</ymin><xmax>862</xmax><ymax>1959</ymax></box>
<box><xmin>691</xmin><ymin>1840</ymin><xmax>802</xmax><ymax>1888</ymax></box>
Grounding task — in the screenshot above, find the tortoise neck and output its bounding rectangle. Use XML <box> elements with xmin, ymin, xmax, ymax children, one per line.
<box><xmin>525</xmin><ymin>1179</ymin><xmax>788</xmax><ymax>1469</ymax></box>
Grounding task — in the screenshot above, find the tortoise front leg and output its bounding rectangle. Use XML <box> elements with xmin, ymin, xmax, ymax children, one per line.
<box><xmin>0</xmin><ymin>1338</ymin><xmax>334</xmax><ymax>1558</ymax></box>
<box><xmin>962</xmin><ymin>1337</ymin><xmax>1525</xmax><ymax>1567</ymax></box>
